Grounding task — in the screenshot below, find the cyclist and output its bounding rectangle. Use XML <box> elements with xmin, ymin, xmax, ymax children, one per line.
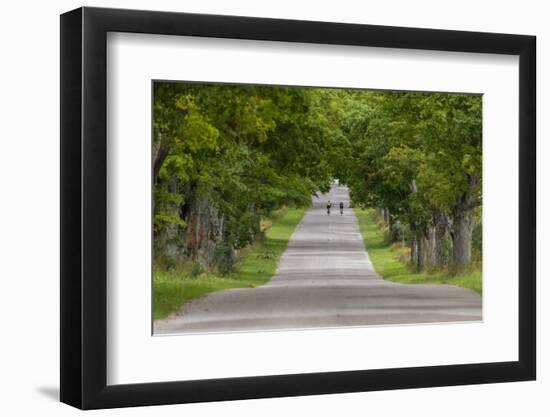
<box><xmin>326</xmin><ymin>200</ymin><xmax>332</xmax><ymax>215</ymax></box>
<box><xmin>339</xmin><ymin>201</ymin><xmax>344</xmax><ymax>215</ymax></box>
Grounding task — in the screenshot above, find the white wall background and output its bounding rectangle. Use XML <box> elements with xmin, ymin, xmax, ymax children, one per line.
<box><xmin>0</xmin><ymin>0</ymin><xmax>545</xmax><ymax>415</ymax></box>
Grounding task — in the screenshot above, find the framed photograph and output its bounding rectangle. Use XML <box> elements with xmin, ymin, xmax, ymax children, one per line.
<box><xmin>60</xmin><ymin>6</ymin><xmax>536</xmax><ymax>409</ymax></box>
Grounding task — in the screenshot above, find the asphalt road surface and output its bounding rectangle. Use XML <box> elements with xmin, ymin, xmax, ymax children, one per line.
<box><xmin>154</xmin><ymin>184</ymin><xmax>482</xmax><ymax>334</ymax></box>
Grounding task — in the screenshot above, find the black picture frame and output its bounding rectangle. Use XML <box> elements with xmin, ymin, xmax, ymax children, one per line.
<box><xmin>60</xmin><ymin>6</ymin><xmax>536</xmax><ymax>410</ymax></box>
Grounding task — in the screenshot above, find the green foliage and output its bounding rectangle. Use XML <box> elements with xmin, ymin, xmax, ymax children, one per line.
<box><xmin>153</xmin><ymin>82</ymin><xmax>349</xmax><ymax>266</ymax></box>
<box><xmin>153</xmin><ymin>81</ymin><xmax>482</xmax><ymax>275</ymax></box>
<box><xmin>346</xmin><ymin>92</ymin><xmax>482</xmax><ymax>225</ymax></box>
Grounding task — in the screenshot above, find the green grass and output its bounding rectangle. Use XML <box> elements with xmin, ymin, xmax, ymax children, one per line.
<box><xmin>354</xmin><ymin>208</ymin><xmax>482</xmax><ymax>293</ymax></box>
<box><xmin>153</xmin><ymin>206</ymin><xmax>308</xmax><ymax>320</ymax></box>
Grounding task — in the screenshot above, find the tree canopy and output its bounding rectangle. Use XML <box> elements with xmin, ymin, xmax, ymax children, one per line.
<box><xmin>153</xmin><ymin>82</ymin><xmax>482</xmax><ymax>274</ymax></box>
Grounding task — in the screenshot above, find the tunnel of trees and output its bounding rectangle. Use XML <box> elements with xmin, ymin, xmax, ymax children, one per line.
<box><xmin>153</xmin><ymin>82</ymin><xmax>482</xmax><ymax>275</ymax></box>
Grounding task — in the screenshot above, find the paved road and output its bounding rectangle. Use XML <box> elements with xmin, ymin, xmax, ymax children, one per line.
<box><xmin>154</xmin><ymin>184</ymin><xmax>482</xmax><ymax>334</ymax></box>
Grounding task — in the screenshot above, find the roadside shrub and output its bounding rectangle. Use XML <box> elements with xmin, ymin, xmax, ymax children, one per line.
<box><xmin>390</xmin><ymin>221</ymin><xmax>409</xmax><ymax>245</ymax></box>
<box><xmin>190</xmin><ymin>262</ymin><xmax>205</xmax><ymax>278</ymax></box>
<box><xmin>213</xmin><ymin>243</ymin><xmax>235</xmax><ymax>275</ymax></box>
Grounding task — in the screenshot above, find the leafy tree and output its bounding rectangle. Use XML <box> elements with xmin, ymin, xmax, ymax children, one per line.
<box><xmin>345</xmin><ymin>92</ymin><xmax>481</xmax><ymax>272</ymax></box>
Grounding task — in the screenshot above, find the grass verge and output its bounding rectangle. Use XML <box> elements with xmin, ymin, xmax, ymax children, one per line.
<box><xmin>153</xmin><ymin>206</ymin><xmax>307</xmax><ymax>320</ymax></box>
<box><xmin>354</xmin><ymin>208</ymin><xmax>482</xmax><ymax>293</ymax></box>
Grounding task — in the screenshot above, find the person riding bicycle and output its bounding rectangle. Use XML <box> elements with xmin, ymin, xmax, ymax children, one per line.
<box><xmin>326</xmin><ymin>200</ymin><xmax>332</xmax><ymax>215</ymax></box>
<box><xmin>339</xmin><ymin>201</ymin><xmax>344</xmax><ymax>215</ymax></box>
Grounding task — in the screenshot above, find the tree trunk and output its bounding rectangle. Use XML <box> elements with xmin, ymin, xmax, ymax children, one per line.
<box><xmin>184</xmin><ymin>197</ymin><xmax>225</xmax><ymax>267</ymax></box>
<box><xmin>410</xmin><ymin>235</ymin><xmax>418</xmax><ymax>267</ymax></box>
<box><xmin>451</xmin><ymin>174</ymin><xmax>480</xmax><ymax>272</ymax></box>
<box><xmin>426</xmin><ymin>224</ymin><xmax>437</xmax><ymax>270</ymax></box>
<box><xmin>153</xmin><ymin>144</ymin><xmax>170</xmax><ymax>184</ymax></box>
<box><xmin>410</xmin><ymin>228</ymin><xmax>428</xmax><ymax>271</ymax></box>
<box><xmin>435</xmin><ymin>211</ymin><xmax>450</xmax><ymax>267</ymax></box>
<box><xmin>426</xmin><ymin>211</ymin><xmax>451</xmax><ymax>270</ymax></box>
<box><xmin>383</xmin><ymin>208</ymin><xmax>390</xmax><ymax>226</ymax></box>
<box><xmin>417</xmin><ymin>232</ymin><xmax>428</xmax><ymax>271</ymax></box>
<box><xmin>452</xmin><ymin>207</ymin><xmax>473</xmax><ymax>272</ymax></box>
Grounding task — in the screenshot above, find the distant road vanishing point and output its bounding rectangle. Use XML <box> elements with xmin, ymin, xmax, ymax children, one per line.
<box><xmin>154</xmin><ymin>184</ymin><xmax>482</xmax><ymax>334</ymax></box>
